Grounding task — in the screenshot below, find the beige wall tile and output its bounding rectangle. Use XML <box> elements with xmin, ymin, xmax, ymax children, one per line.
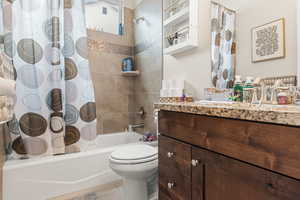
<box><xmin>88</xmin><ymin>8</ymin><xmax>135</xmax><ymax>135</ymax></box>
<box><xmin>102</xmin><ymin>113</ymin><xmax>129</xmax><ymax>134</ymax></box>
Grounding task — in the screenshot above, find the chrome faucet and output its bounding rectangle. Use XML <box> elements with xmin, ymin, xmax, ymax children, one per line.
<box><xmin>128</xmin><ymin>123</ymin><xmax>144</xmax><ymax>132</ymax></box>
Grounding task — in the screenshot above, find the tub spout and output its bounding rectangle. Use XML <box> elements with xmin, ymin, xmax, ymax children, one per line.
<box><xmin>128</xmin><ymin>123</ymin><xmax>144</xmax><ymax>132</ymax></box>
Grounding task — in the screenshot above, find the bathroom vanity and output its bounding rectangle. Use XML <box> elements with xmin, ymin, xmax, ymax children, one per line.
<box><xmin>156</xmin><ymin>102</ymin><xmax>300</xmax><ymax>200</ymax></box>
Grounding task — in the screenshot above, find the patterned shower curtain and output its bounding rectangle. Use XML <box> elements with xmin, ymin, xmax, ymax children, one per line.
<box><xmin>3</xmin><ymin>0</ymin><xmax>97</xmax><ymax>159</ymax></box>
<box><xmin>211</xmin><ymin>2</ymin><xmax>236</xmax><ymax>89</ymax></box>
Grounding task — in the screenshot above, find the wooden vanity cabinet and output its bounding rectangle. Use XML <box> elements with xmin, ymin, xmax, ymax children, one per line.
<box><xmin>158</xmin><ymin>111</ymin><xmax>300</xmax><ymax>200</ymax></box>
<box><xmin>159</xmin><ymin>135</ymin><xmax>191</xmax><ymax>200</ymax></box>
<box><xmin>192</xmin><ymin>147</ymin><xmax>300</xmax><ymax>200</ymax></box>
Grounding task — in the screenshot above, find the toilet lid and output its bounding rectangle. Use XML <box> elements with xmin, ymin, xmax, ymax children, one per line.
<box><xmin>111</xmin><ymin>144</ymin><xmax>158</xmax><ymax>161</ymax></box>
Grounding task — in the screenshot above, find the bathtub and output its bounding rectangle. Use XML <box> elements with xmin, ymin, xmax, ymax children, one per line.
<box><xmin>3</xmin><ymin>132</ymin><xmax>148</xmax><ymax>200</ymax></box>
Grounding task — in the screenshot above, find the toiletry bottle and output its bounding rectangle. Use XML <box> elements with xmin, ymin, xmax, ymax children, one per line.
<box><xmin>243</xmin><ymin>77</ymin><xmax>254</xmax><ymax>103</ymax></box>
<box><xmin>233</xmin><ymin>75</ymin><xmax>243</xmax><ymax>102</ymax></box>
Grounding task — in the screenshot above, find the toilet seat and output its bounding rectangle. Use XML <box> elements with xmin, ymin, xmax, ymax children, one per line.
<box><xmin>110</xmin><ymin>144</ymin><xmax>158</xmax><ymax>165</ymax></box>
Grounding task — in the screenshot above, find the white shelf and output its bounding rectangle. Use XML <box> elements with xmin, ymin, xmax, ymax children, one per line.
<box><xmin>163</xmin><ymin>0</ymin><xmax>199</xmax><ymax>56</ymax></box>
<box><xmin>164</xmin><ymin>41</ymin><xmax>197</xmax><ymax>55</ymax></box>
<box><xmin>121</xmin><ymin>71</ymin><xmax>140</xmax><ymax>77</ymax></box>
<box><xmin>163</xmin><ymin>7</ymin><xmax>189</xmax><ymax>27</ymax></box>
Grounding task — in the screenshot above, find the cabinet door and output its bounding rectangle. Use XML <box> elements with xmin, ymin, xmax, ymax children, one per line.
<box><xmin>159</xmin><ymin>135</ymin><xmax>191</xmax><ymax>200</ymax></box>
<box><xmin>191</xmin><ymin>148</ymin><xmax>205</xmax><ymax>200</ymax></box>
<box><xmin>192</xmin><ymin>147</ymin><xmax>300</xmax><ymax>200</ymax></box>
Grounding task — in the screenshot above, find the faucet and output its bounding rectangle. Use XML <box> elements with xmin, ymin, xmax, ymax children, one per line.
<box><xmin>128</xmin><ymin>123</ymin><xmax>144</xmax><ymax>132</ymax></box>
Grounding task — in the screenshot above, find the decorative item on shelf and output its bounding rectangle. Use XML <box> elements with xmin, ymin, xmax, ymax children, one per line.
<box><xmin>252</xmin><ymin>18</ymin><xmax>285</xmax><ymax>63</ymax></box>
<box><xmin>163</xmin><ymin>0</ymin><xmax>198</xmax><ymax>55</ymax></box>
<box><xmin>164</xmin><ymin>0</ymin><xmax>189</xmax><ymax>20</ymax></box>
<box><xmin>178</xmin><ymin>26</ymin><xmax>189</xmax><ymax>43</ymax></box>
<box><xmin>173</xmin><ymin>32</ymin><xmax>179</xmax><ymax>45</ymax></box>
<box><xmin>166</xmin><ymin>26</ymin><xmax>189</xmax><ymax>47</ymax></box>
<box><xmin>167</xmin><ymin>35</ymin><xmax>175</xmax><ymax>46</ymax></box>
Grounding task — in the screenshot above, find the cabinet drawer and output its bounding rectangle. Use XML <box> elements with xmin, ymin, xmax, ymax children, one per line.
<box><xmin>192</xmin><ymin>147</ymin><xmax>300</xmax><ymax>200</ymax></box>
<box><xmin>159</xmin><ymin>111</ymin><xmax>300</xmax><ymax>179</ymax></box>
<box><xmin>159</xmin><ymin>135</ymin><xmax>191</xmax><ymax>200</ymax></box>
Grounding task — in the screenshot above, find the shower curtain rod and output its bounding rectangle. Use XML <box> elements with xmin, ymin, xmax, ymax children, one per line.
<box><xmin>211</xmin><ymin>1</ymin><xmax>236</xmax><ymax>13</ymax></box>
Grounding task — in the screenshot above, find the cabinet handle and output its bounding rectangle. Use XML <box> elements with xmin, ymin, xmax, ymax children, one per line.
<box><xmin>167</xmin><ymin>152</ymin><xmax>175</xmax><ymax>158</ymax></box>
<box><xmin>192</xmin><ymin>159</ymin><xmax>199</xmax><ymax>167</ymax></box>
<box><xmin>167</xmin><ymin>182</ymin><xmax>175</xmax><ymax>189</ymax></box>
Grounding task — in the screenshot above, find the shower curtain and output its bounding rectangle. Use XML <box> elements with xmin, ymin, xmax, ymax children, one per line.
<box><xmin>211</xmin><ymin>2</ymin><xmax>236</xmax><ymax>89</ymax></box>
<box><xmin>3</xmin><ymin>0</ymin><xmax>97</xmax><ymax>159</ymax></box>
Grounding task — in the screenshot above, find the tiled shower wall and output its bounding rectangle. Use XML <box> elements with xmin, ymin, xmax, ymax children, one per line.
<box><xmin>130</xmin><ymin>0</ymin><xmax>163</xmax><ymax>133</ymax></box>
<box><xmin>87</xmin><ymin>2</ymin><xmax>162</xmax><ymax>135</ymax></box>
<box><xmin>88</xmin><ymin>8</ymin><xmax>135</xmax><ymax>134</ymax></box>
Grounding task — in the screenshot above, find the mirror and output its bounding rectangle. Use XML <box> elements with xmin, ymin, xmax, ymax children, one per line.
<box><xmin>84</xmin><ymin>0</ymin><xmax>124</xmax><ymax>35</ymax></box>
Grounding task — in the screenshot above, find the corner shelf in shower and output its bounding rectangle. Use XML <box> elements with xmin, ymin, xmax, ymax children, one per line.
<box><xmin>121</xmin><ymin>71</ymin><xmax>140</xmax><ymax>77</ymax></box>
<box><xmin>163</xmin><ymin>0</ymin><xmax>199</xmax><ymax>55</ymax></box>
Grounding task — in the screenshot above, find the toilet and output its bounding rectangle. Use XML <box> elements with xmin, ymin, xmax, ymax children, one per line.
<box><xmin>109</xmin><ymin>144</ymin><xmax>158</xmax><ymax>200</ymax></box>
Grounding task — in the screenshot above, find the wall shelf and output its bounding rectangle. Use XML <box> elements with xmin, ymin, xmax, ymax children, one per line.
<box><xmin>121</xmin><ymin>71</ymin><xmax>140</xmax><ymax>77</ymax></box>
<box><xmin>163</xmin><ymin>7</ymin><xmax>189</xmax><ymax>27</ymax></box>
<box><xmin>163</xmin><ymin>0</ymin><xmax>199</xmax><ymax>55</ymax></box>
<box><xmin>164</xmin><ymin>41</ymin><xmax>196</xmax><ymax>55</ymax></box>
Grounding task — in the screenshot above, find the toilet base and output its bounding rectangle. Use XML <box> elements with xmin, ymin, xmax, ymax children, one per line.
<box><xmin>123</xmin><ymin>178</ymin><xmax>148</xmax><ymax>200</ymax></box>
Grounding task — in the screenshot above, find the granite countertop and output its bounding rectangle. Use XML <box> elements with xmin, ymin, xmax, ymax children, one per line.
<box><xmin>154</xmin><ymin>101</ymin><xmax>300</xmax><ymax>126</ymax></box>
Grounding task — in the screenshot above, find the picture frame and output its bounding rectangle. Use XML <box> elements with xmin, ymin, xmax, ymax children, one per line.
<box><xmin>251</xmin><ymin>18</ymin><xmax>286</xmax><ymax>63</ymax></box>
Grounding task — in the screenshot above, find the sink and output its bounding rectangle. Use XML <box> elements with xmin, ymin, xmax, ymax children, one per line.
<box><xmin>196</xmin><ymin>100</ymin><xmax>234</xmax><ymax>105</ymax></box>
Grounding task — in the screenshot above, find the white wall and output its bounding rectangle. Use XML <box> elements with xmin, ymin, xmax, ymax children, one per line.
<box><xmin>125</xmin><ymin>0</ymin><xmax>135</xmax><ymax>9</ymax></box>
<box><xmin>85</xmin><ymin>1</ymin><xmax>120</xmax><ymax>34</ymax></box>
<box><xmin>164</xmin><ymin>0</ymin><xmax>298</xmax><ymax>99</ymax></box>
<box><xmin>164</xmin><ymin>0</ymin><xmax>212</xmax><ymax>99</ymax></box>
<box><xmin>130</xmin><ymin>0</ymin><xmax>143</xmax><ymax>9</ymax></box>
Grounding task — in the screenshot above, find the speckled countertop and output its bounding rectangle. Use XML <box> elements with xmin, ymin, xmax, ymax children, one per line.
<box><xmin>154</xmin><ymin>101</ymin><xmax>300</xmax><ymax>126</ymax></box>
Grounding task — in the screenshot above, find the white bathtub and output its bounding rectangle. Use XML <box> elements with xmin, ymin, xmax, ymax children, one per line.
<box><xmin>3</xmin><ymin>132</ymin><xmax>146</xmax><ymax>200</ymax></box>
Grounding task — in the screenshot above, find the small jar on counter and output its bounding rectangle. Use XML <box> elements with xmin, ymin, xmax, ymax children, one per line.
<box><xmin>277</xmin><ymin>92</ymin><xmax>289</xmax><ymax>105</ymax></box>
<box><xmin>243</xmin><ymin>88</ymin><xmax>254</xmax><ymax>104</ymax></box>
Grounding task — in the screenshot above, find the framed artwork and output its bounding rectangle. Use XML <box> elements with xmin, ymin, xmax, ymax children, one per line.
<box><xmin>251</xmin><ymin>18</ymin><xmax>285</xmax><ymax>63</ymax></box>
